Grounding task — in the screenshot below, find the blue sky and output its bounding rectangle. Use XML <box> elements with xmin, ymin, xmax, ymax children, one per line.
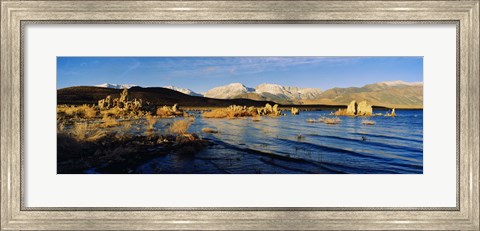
<box><xmin>57</xmin><ymin>57</ymin><xmax>423</xmax><ymax>92</ymax></box>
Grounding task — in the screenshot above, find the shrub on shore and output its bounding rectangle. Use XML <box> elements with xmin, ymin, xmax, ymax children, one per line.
<box><xmin>156</xmin><ymin>104</ymin><xmax>185</xmax><ymax>117</ymax></box>
<box><xmin>57</xmin><ymin>104</ymin><xmax>98</xmax><ymax>120</ymax></box>
<box><xmin>145</xmin><ymin>113</ymin><xmax>157</xmax><ymax>131</ymax></box>
<box><xmin>101</xmin><ymin>115</ymin><xmax>120</xmax><ymax>128</ymax></box>
<box><xmin>72</xmin><ymin>122</ymin><xmax>88</xmax><ymax>140</ymax></box>
<box><xmin>168</xmin><ymin>119</ymin><xmax>191</xmax><ymax>135</ymax></box>
<box><xmin>202</xmin><ymin>104</ymin><xmax>282</xmax><ymax>119</ymax></box>
<box><xmin>100</xmin><ymin>107</ymin><xmax>126</xmax><ymax>118</ymax></box>
<box><xmin>81</xmin><ymin>105</ymin><xmax>97</xmax><ymax>119</ymax></box>
<box><xmin>67</xmin><ymin>122</ymin><xmax>108</xmax><ymax>142</ymax></box>
<box><xmin>203</xmin><ymin>105</ymin><xmax>257</xmax><ymax>118</ymax></box>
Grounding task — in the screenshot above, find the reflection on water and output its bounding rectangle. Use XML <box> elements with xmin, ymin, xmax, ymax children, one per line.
<box><xmin>137</xmin><ymin>110</ymin><xmax>423</xmax><ymax>174</ymax></box>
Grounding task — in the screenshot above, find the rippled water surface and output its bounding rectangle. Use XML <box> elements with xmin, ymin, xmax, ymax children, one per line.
<box><xmin>138</xmin><ymin>109</ymin><xmax>423</xmax><ymax>174</ymax></box>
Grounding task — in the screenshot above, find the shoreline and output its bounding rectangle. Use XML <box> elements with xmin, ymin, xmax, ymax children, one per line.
<box><xmin>180</xmin><ymin>105</ymin><xmax>423</xmax><ymax>112</ymax></box>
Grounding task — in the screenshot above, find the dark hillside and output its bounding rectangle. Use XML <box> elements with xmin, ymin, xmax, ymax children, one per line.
<box><xmin>57</xmin><ymin>86</ymin><xmax>278</xmax><ymax>107</ymax></box>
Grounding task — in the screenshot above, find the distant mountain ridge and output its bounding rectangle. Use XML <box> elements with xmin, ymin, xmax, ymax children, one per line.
<box><xmin>162</xmin><ymin>86</ymin><xmax>203</xmax><ymax>97</ymax></box>
<box><xmin>95</xmin><ymin>83</ymin><xmax>138</xmax><ymax>89</ymax></box>
<box><xmin>89</xmin><ymin>80</ymin><xmax>423</xmax><ymax>108</ymax></box>
<box><xmin>204</xmin><ymin>83</ymin><xmax>323</xmax><ymax>104</ymax></box>
<box><xmin>301</xmin><ymin>80</ymin><xmax>423</xmax><ymax>108</ymax></box>
<box><xmin>96</xmin><ymin>83</ymin><xmax>202</xmax><ymax>97</ymax></box>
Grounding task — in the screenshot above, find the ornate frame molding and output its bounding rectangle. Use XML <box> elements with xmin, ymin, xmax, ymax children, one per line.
<box><xmin>1</xmin><ymin>1</ymin><xmax>478</xmax><ymax>230</ymax></box>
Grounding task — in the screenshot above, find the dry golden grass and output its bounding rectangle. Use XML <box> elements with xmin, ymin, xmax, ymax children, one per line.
<box><xmin>145</xmin><ymin>114</ymin><xmax>157</xmax><ymax>131</ymax></box>
<box><xmin>100</xmin><ymin>107</ymin><xmax>125</xmax><ymax>118</ymax></box>
<box><xmin>101</xmin><ymin>115</ymin><xmax>120</xmax><ymax>128</ymax></box>
<box><xmin>85</xmin><ymin>130</ymin><xmax>108</xmax><ymax>142</ymax></box>
<box><xmin>79</xmin><ymin>105</ymin><xmax>97</xmax><ymax>119</ymax></box>
<box><xmin>72</xmin><ymin>122</ymin><xmax>88</xmax><ymax>141</ymax></box>
<box><xmin>57</xmin><ymin>105</ymin><xmax>77</xmax><ymax>117</ymax></box>
<box><xmin>201</xmin><ymin>127</ymin><xmax>218</xmax><ymax>133</ymax></box>
<box><xmin>57</xmin><ymin>105</ymin><xmax>98</xmax><ymax>119</ymax></box>
<box><xmin>156</xmin><ymin>106</ymin><xmax>175</xmax><ymax>117</ymax></box>
<box><xmin>156</xmin><ymin>105</ymin><xmax>185</xmax><ymax>117</ymax></box>
<box><xmin>122</xmin><ymin>120</ymin><xmax>132</xmax><ymax>130</ymax></box>
<box><xmin>362</xmin><ymin>120</ymin><xmax>375</xmax><ymax>125</ymax></box>
<box><xmin>67</xmin><ymin>122</ymin><xmax>108</xmax><ymax>142</ymax></box>
<box><xmin>203</xmin><ymin>105</ymin><xmax>258</xmax><ymax>118</ymax></box>
<box><xmin>168</xmin><ymin>119</ymin><xmax>191</xmax><ymax>135</ymax></box>
<box><xmin>57</xmin><ymin>121</ymin><xmax>65</xmax><ymax>132</ymax></box>
<box><xmin>324</xmin><ymin>117</ymin><xmax>341</xmax><ymax>125</ymax></box>
<box><xmin>202</xmin><ymin>108</ymin><xmax>229</xmax><ymax>118</ymax></box>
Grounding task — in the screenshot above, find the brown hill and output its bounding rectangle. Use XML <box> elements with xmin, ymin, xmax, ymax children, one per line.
<box><xmin>301</xmin><ymin>84</ymin><xmax>423</xmax><ymax>109</ymax></box>
<box><xmin>235</xmin><ymin>92</ymin><xmax>295</xmax><ymax>105</ymax></box>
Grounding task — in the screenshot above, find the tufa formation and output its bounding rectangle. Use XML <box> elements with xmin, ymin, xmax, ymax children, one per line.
<box><xmin>98</xmin><ymin>88</ymin><xmax>143</xmax><ymax>111</ymax></box>
<box><xmin>336</xmin><ymin>100</ymin><xmax>373</xmax><ymax>116</ymax></box>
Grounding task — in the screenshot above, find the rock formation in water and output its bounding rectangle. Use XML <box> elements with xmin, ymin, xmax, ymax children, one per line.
<box><xmin>291</xmin><ymin>107</ymin><xmax>299</xmax><ymax>115</ymax></box>
<box><xmin>336</xmin><ymin>100</ymin><xmax>373</xmax><ymax>116</ymax></box>
<box><xmin>272</xmin><ymin>104</ymin><xmax>280</xmax><ymax>116</ymax></box>
<box><xmin>385</xmin><ymin>108</ymin><xmax>397</xmax><ymax>117</ymax></box>
<box><xmin>256</xmin><ymin>103</ymin><xmax>282</xmax><ymax>116</ymax></box>
<box><xmin>357</xmin><ymin>100</ymin><xmax>373</xmax><ymax>116</ymax></box>
<box><xmin>346</xmin><ymin>100</ymin><xmax>357</xmax><ymax>115</ymax></box>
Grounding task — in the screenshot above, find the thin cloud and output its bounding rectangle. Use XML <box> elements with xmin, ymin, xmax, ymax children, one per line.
<box><xmin>150</xmin><ymin>57</ymin><xmax>361</xmax><ymax>78</ymax></box>
<box><xmin>120</xmin><ymin>61</ymin><xmax>141</xmax><ymax>77</ymax></box>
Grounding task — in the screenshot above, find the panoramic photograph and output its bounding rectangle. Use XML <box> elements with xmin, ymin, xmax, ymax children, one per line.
<box><xmin>57</xmin><ymin>57</ymin><xmax>423</xmax><ymax>174</ymax></box>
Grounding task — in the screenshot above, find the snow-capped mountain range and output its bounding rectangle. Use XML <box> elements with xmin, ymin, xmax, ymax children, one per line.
<box><xmin>95</xmin><ymin>82</ymin><xmax>323</xmax><ymax>101</ymax></box>
<box><xmin>162</xmin><ymin>86</ymin><xmax>203</xmax><ymax>97</ymax></box>
<box><xmin>203</xmin><ymin>83</ymin><xmax>255</xmax><ymax>99</ymax></box>
<box><xmin>204</xmin><ymin>83</ymin><xmax>323</xmax><ymax>100</ymax></box>
<box><xmin>95</xmin><ymin>83</ymin><xmax>138</xmax><ymax>89</ymax></box>
<box><xmin>94</xmin><ymin>80</ymin><xmax>422</xmax><ymax>106</ymax></box>
<box><xmin>376</xmin><ymin>80</ymin><xmax>423</xmax><ymax>87</ymax></box>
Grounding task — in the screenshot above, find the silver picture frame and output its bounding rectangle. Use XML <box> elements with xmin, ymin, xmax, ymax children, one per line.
<box><xmin>1</xmin><ymin>1</ymin><xmax>478</xmax><ymax>230</ymax></box>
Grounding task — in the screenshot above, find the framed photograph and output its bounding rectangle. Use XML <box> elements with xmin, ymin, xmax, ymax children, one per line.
<box><xmin>1</xmin><ymin>0</ymin><xmax>478</xmax><ymax>230</ymax></box>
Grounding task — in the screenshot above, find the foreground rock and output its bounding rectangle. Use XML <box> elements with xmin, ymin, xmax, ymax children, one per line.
<box><xmin>57</xmin><ymin>132</ymin><xmax>209</xmax><ymax>174</ymax></box>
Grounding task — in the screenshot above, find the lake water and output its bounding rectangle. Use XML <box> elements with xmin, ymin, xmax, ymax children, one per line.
<box><xmin>137</xmin><ymin>109</ymin><xmax>423</xmax><ymax>174</ymax></box>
